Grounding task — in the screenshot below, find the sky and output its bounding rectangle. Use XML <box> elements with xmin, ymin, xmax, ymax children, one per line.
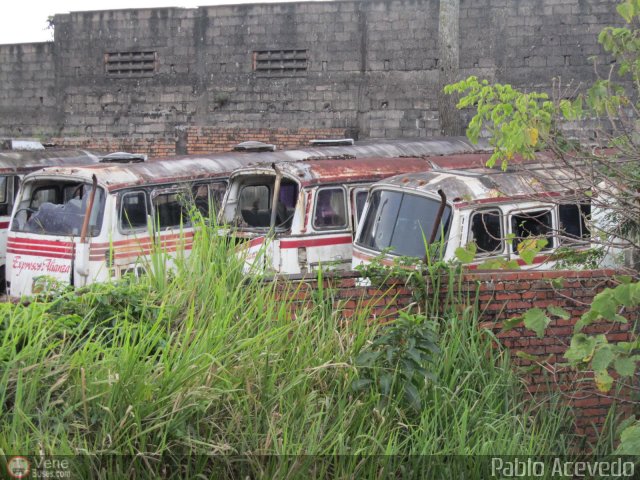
<box><xmin>0</xmin><ymin>0</ymin><xmax>330</xmax><ymax>45</ymax></box>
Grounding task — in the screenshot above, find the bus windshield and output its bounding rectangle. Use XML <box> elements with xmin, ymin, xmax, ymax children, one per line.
<box><xmin>230</xmin><ymin>175</ymin><xmax>298</xmax><ymax>231</ymax></box>
<box><xmin>356</xmin><ymin>189</ymin><xmax>451</xmax><ymax>258</ymax></box>
<box><xmin>11</xmin><ymin>180</ymin><xmax>106</xmax><ymax>237</ymax></box>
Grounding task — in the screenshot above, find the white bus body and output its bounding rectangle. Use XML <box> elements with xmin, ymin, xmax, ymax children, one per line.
<box><xmin>0</xmin><ymin>148</ymin><xmax>100</xmax><ymax>282</ymax></box>
<box><xmin>352</xmin><ymin>164</ymin><xmax>617</xmax><ymax>270</ymax></box>
<box><xmin>6</xmin><ymin>156</ymin><xmax>256</xmax><ymax>296</ymax></box>
<box><xmin>5</xmin><ymin>137</ymin><xmax>488</xmax><ymax>296</ymax></box>
<box><xmin>220</xmin><ymin>154</ymin><xmax>488</xmax><ymax>274</ymax></box>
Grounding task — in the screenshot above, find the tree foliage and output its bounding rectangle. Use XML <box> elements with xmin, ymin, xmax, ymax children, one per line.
<box><xmin>446</xmin><ymin>0</ymin><xmax>640</xmax><ymax>450</ymax></box>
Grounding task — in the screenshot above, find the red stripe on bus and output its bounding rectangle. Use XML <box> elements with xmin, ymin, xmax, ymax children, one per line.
<box><xmin>7</xmin><ymin>249</ymin><xmax>74</xmax><ymax>260</ymax></box>
<box><xmin>8</xmin><ymin>241</ymin><xmax>74</xmax><ymax>252</ymax></box>
<box><xmin>0</xmin><ymin>222</ymin><xmax>9</xmax><ymax>229</ymax></box>
<box><xmin>107</xmin><ymin>244</ymin><xmax>194</xmax><ymax>261</ymax></box>
<box><xmin>280</xmin><ymin>235</ymin><xmax>352</xmax><ymax>249</ymax></box>
<box><xmin>90</xmin><ymin>232</ymin><xmax>195</xmax><ymax>249</ymax></box>
<box><xmin>7</xmin><ymin>236</ymin><xmax>74</xmax><ymax>248</ymax></box>
<box><xmin>249</xmin><ymin>237</ymin><xmax>265</xmax><ymax>248</ymax></box>
<box><xmin>91</xmin><ymin>238</ymin><xmax>192</xmax><ymax>254</ymax></box>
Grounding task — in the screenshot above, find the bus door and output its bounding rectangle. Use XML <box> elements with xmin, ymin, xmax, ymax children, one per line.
<box><xmin>293</xmin><ymin>186</ymin><xmax>353</xmax><ymax>271</ymax></box>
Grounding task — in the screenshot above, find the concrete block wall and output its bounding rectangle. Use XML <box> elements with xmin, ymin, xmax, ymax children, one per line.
<box><xmin>0</xmin><ymin>0</ymin><xmax>623</xmax><ymax>143</ymax></box>
<box><xmin>0</xmin><ymin>43</ymin><xmax>58</xmax><ymax>138</ymax></box>
<box><xmin>272</xmin><ymin>268</ymin><xmax>638</xmax><ymax>444</ymax></box>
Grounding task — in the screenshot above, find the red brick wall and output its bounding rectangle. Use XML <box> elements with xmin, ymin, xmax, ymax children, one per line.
<box><xmin>274</xmin><ymin>269</ymin><xmax>638</xmax><ymax>444</ymax></box>
<box><xmin>184</xmin><ymin>127</ymin><xmax>352</xmax><ymax>154</ymax></box>
<box><xmin>48</xmin><ymin>127</ymin><xmax>352</xmax><ymax>157</ymax></box>
<box><xmin>48</xmin><ymin>136</ymin><xmax>176</xmax><ymax>157</ymax></box>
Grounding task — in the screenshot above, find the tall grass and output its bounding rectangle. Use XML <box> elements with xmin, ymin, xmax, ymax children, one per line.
<box><xmin>0</xmin><ymin>218</ymin><xmax>579</xmax><ymax>478</ymax></box>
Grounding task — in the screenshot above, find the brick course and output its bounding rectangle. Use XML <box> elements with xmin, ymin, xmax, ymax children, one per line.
<box><xmin>49</xmin><ymin>126</ymin><xmax>351</xmax><ymax>156</ymax></box>
<box><xmin>271</xmin><ymin>269</ymin><xmax>638</xmax><ymax>444</ymax></box>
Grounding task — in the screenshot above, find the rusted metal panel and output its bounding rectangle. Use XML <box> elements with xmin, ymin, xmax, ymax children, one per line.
<box><xmin>377</xmin><ymin>163</ymin><xmax>583</xmax><ymax>205</ymax></box>
<box><xmin>39</xmin><ymin>156</ymin><xmax>258</xmax><ymax>192</ymax></box>
<box><xmin>229</xmin><ymin>153</ymin><xmax>492</xmax><ymax>187</ymax></box>
<box><xmin>0</xmin><ymin>149</ymin><xmax>100</xmax><ymax>174</ymax></box>
<box><xmin>162</xmin><ymin>136</ymin><xmax>487</xmax><ymax>164</ymax></box>
<box><xmin>31</xmin><ymin>137</ymin><xmax>490</xmax><ymax>192</ymax></box>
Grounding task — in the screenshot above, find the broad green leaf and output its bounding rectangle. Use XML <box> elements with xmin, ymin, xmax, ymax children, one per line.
<box><xmin>355</xmin><ymin>351</ymin><xmax>381</xmax><ymax>367</ymax></box>
<box><xmin>595</xmin><ymin>369</ymin><xmax>614</xmax><ymax>392</ymax></box>
<box><xmin>523</xmin><ymin>308</ymin><xmax>550</xmax><ymax>338</ymax></box>
<box><xmin>403</xmin><ymin>382</ymin><xmax>421</xmax><ymax>411</ymax></box>
<box><xmin>501</xmin><ymin>316</ymin><xmax>523</xmax><ymax>332</ymax></box>
<box><xmin>351</xmin><ymin>378</ymin><xmax>373</xmax><ymax>391</ymax></box>
<box><xmin>379</xmin><ymin>374</ymin><xmax>392</xmax><ymax>395</ymax></box>
<box><xmin>564</xmin><ymin>333</ymin><xmax>597</xmax><ymax>364</ymax></box>
<box><xmin>547</xmin><ymin>305</ymin><xmax>570</xmax><ymax>320</ymax></box>
<box><xmin>517</xmin><ymin>237</ymin><xmax>547</xmax><ymax>265</ymax></box>
<box><xmin>617</xmin><ymin>1</ymin><xmax>634</xmax><ymax>22</ymax></box>
<box><xmin>401</xmin><ymin>359</ymin><xmax>415</xmax><ymax>379</ymax></box>
<box><xmin>559</xmin><ymin>99</ymin><xmax>574</xmax><ymax>120</ymax></box>
<box><xmin>575</xmin><ymin>310</ymin><xmax>599</xmax><ymax>333</ymax></box>
<box><xmin>590</xmin><ymin>289</ymin><xmax>618</xmax><ymax>319</ymax></box>
<box><xmin>614</xmin><ymin>356</ymin><xmax>637</xmax><ymax>377</ymax></box>
<box><xmin>615</xmin><ymin>423</ymin><xmax>640</xmax><ymax>455</ymax></box>
<box><xmin>455</xmin><ymin>243</ymin><xmax>477</xmax><ymax>264</ymax></box>
<box><xmin>516</xmin><ymin>351</ymin><xmax>540</xmax><ymax>362</ymax></box>
<box><xmin>613</xmin><ymin>283</ymin><xmax>637</xmax><ymax>307</ymax></box>
<box><xmin>406</xmin><ymin>347</ymin><xmax>423</xmax><ymax>364</ymax></box>
<box><xmin>591</xmin><ymin>345</ymin><xmax>614</xmax><ymax>371</ymax></box>
<box><xmin>478</xmin><ymin>258</ymin><xmax>520</xmax><ymax>270</ymax></box>
<box><xmin>615</xmin><ymin>275</ymin><xmax>633</xmax><ymax>284</ymax></box>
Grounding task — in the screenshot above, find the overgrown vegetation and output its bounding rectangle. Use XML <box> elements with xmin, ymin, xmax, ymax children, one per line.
<box><xmin>0</xmin><ymin>216</ymin><xmax>577</xmax><ymax>478</ymax></box>
<box><xmin>445</xmin><ymin>0</ymin><xmax>640</xmax><ymax>453</ymax></box>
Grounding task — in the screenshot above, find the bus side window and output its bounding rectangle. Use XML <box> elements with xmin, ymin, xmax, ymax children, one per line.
<box><xmin>0</xmin><ymin>176</ymin><xmax>8</xmax><ymax>215</ymax></box>
<box><xmin>239</xmin><ymin>185</ymin><xmax>271</xmax><ymax>227</ymax></box>
<box><xmin>559</xmin><ymin>203</ymin><xmax>591</xmax><ymax>242</ymax></box>
<box><xmin>120</xmin><ymin>191</ymin><xmax>149</xmax><ymax>231</ymax></box>
<box><xmin>194</xmin><ymin>182</ymin><xmax>226</xmax><ymax>218</ymax></box>
<box><xmin>352</xmin><ymin>189</ymin><xmax>368</xmax><ymax>229</ymax></box>
<box><xmin>210</xmin><ymin>182</ymin><xmax>226</xmax><ymax>210</ymax></box>
<box><xmin>314</xmin><ymin>187</ymin><xmax>347</xmax><ymax>229</ymax></box>
<box><xmin>469</xmin><ymin>209</ymin><xmax>503</xmax><ymax>254</ymax></box>
<box><xmin>510</xmin><ymin>209</ymin><xmax>554</xmax><ymax>252</ymax></box>
<box><xmin>152</xmin><ymin>191</ymin><xmax>191</xmax><ymax>229</ymax></box>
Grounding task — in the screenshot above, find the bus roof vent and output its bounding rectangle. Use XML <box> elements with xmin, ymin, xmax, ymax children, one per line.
<box><xmin>309</xmin><ymin>138</ymin><xmax>355</xmax><ymax>147</ymax></box>
<box><xmin>100</xmin><ymin>151</ymin><xmax>147</xmax><ymax>163</ymax></box>
<box><xmin>1</xmin><ymin>139</ymin><xmax>45</xmax><ymax>151</ymax></box>
<box><xmin>233</xmin><ymin>141</ymin><xmax>277</xmax><ymax>152</ymax></box>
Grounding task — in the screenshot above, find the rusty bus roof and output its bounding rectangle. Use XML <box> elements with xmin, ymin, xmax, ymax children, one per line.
<box><xmin>158</xmin><ymin>136</ymin><xmax>488</xmax><ymax>163</ymax></box>
<box><xmin>229</xmin><ymin>153</ymin><xmax>492</xmax><ymax>187</ymax></box>
<box><xmin>25</xmin><ymin>155</ymin><xmax>257</xmax><ymax>191</ymax></box>
<box><xmin>21</xmin><ymin>137</ymin><xmax>490</xmax><ymax>191</ymax></box>
<box><xmin>373</xmin><ymin>163</ymin><xmax>584</xmax><ymax>206</ymax></box>
<box><xmin>0</xmin><ymin>149</ymin><xmax>100</xmax><ymax>174</ymax></box>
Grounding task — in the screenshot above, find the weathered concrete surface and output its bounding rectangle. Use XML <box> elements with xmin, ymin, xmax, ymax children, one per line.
<box><xmin>0</xmin><ymin>0</ymin><xmax>623</xmax><ymax>141</ymax></box>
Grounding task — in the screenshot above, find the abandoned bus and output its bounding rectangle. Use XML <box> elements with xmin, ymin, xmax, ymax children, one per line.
<box><xmin>5</xmin><ymin>153</ymin><xmax>269</xmax><ymax>296</ymax></box>
<box><xmin>352</xmin><ymin>163</ymin><xmax>599</xmax><ymax>270</ymax></box>
<box><xmin>5</xmin><ymin>136</ymin><xmax>489</xmax><ymax>296</ymax></box>
<box><xmin>0</xmin><ymin>148</ymin><xmax>101</xmax><ymax>281</ymax></box>
<box><xmin>219</xmin><ymin>154</ymin><xmax>489</xmax><ymax>274</ymax></box>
